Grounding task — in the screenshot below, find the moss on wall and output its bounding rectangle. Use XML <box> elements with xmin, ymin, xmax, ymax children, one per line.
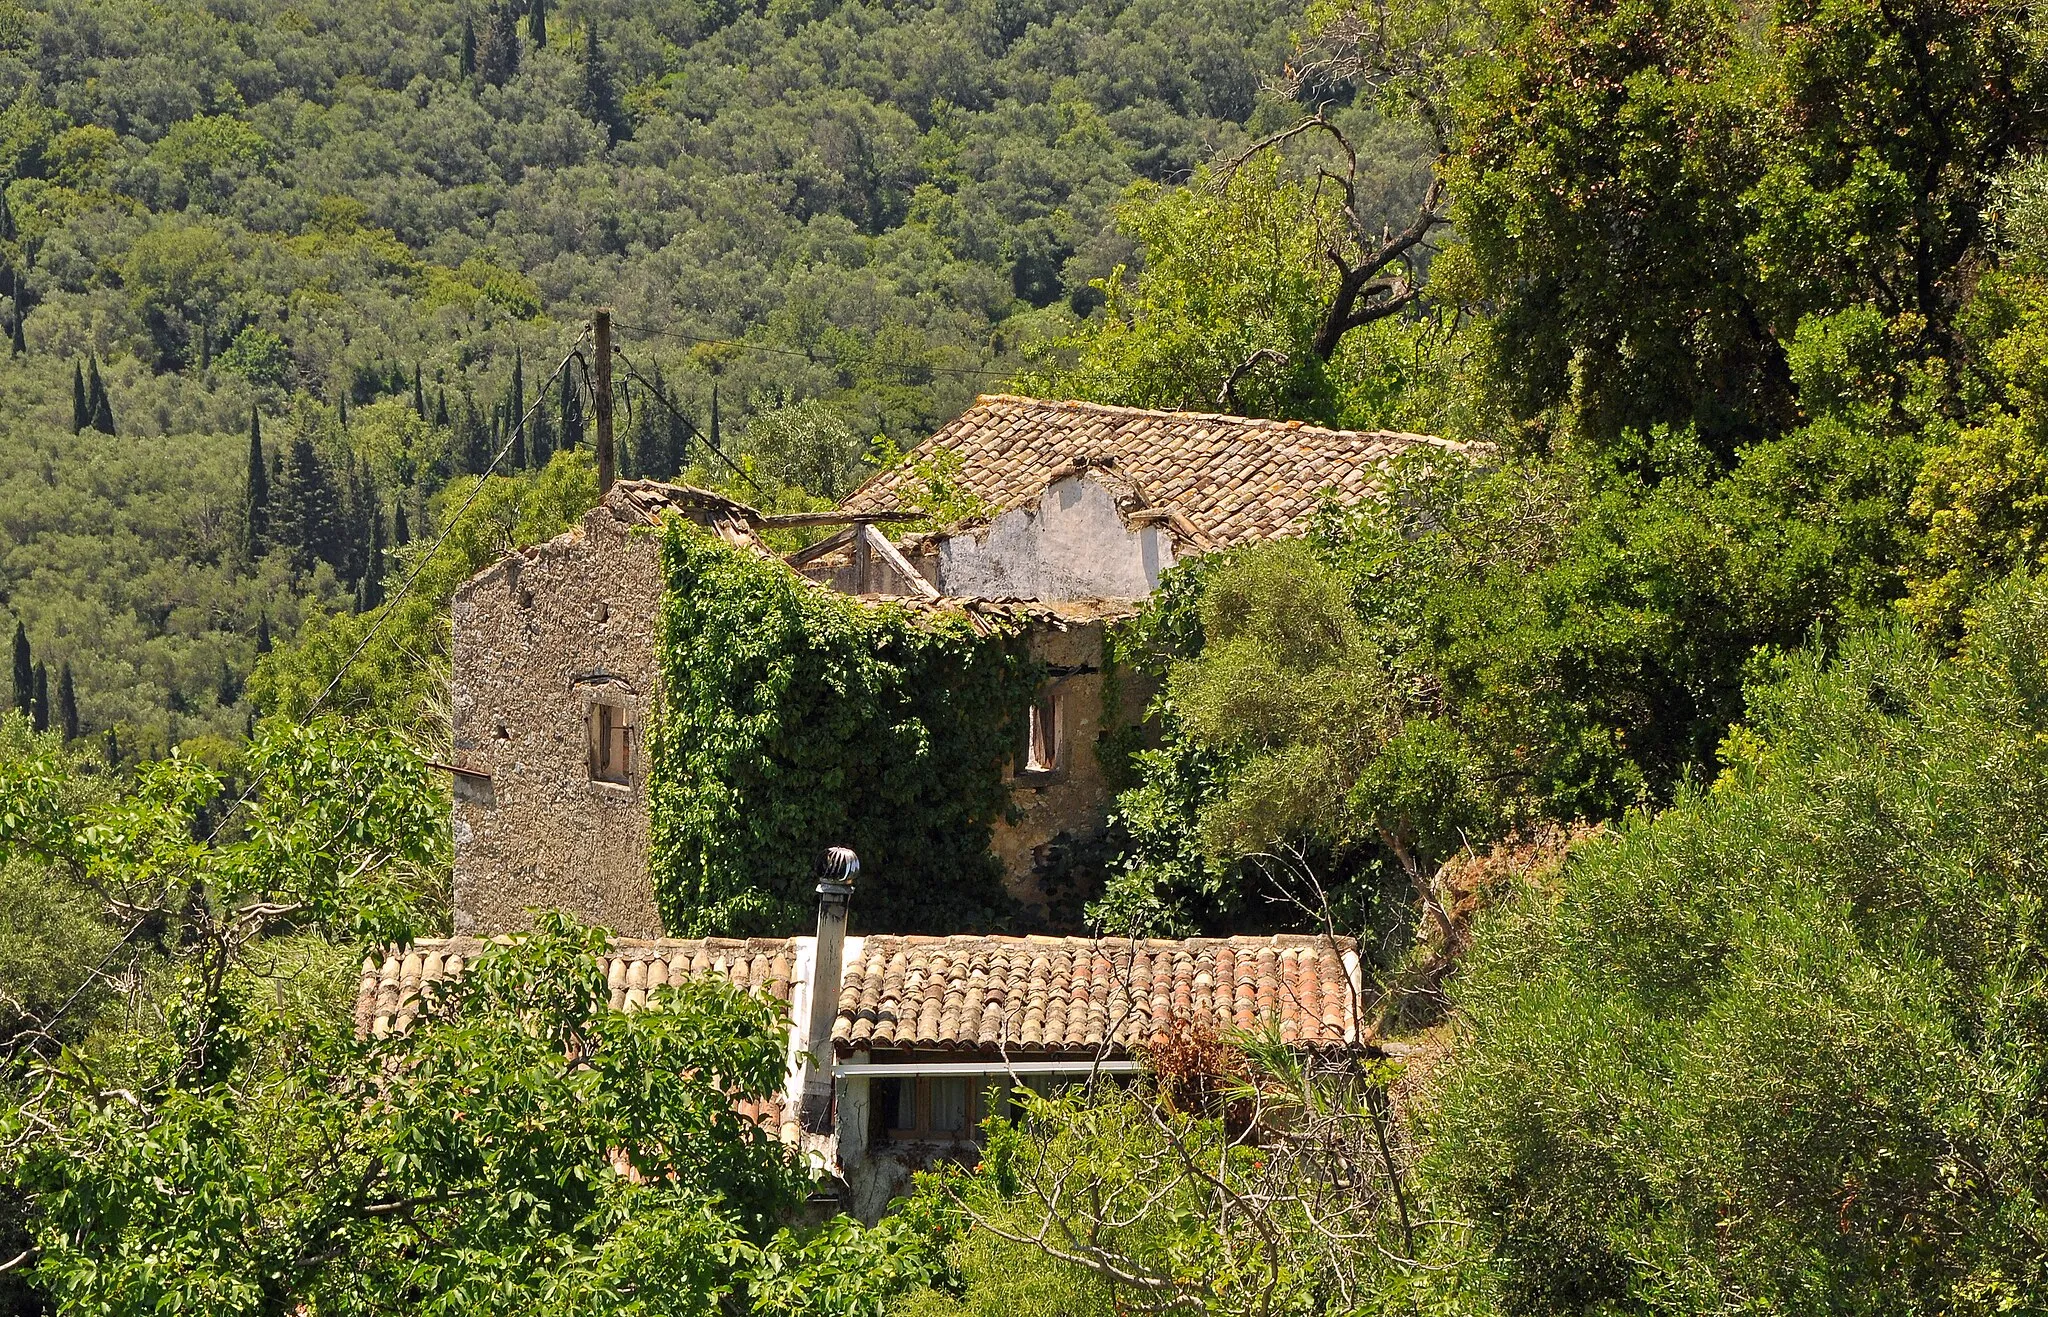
<box><xmin>648</xmin><ymin>523</ymin><xmax>1038</xmax><ymax>936</ymax></box>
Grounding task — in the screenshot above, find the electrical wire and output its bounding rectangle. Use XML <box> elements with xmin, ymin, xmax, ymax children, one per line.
<box><xmin>16</xmin><ymin>331</ymin><xmax>593</xmax><ymax>1045</ymax></box>
<box><xmin>609</xmin><ymin>318</ymin><xmax>1016</xmax><ymax>380</ymax></box>
<box><xmin>610</xmin><ymin>345</ymin><xmax>765</xmax><ymax>494</ymax></box>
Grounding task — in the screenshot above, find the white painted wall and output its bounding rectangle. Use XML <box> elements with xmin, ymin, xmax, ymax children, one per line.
<box><xmin>934</xmin><ymin>473</ymin><xmax>1173</xmax><ymax>600</ymax></box>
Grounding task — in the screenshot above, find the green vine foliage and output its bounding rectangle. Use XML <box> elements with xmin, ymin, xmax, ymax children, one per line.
<box><xmin>648</xmin><ymin>523</ymin><xmax>1038</xmax><ymax>937</ymax></box>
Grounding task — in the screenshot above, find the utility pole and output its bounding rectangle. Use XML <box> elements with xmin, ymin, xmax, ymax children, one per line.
<box><xmin>593</xmin><ymin>308</ymin><xmax>614</xmax><ymax>495</ymax></box>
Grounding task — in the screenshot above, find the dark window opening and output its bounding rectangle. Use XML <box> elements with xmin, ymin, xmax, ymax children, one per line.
<box><xmin>589</xmin><ymin>702</ymin><xmax>633</xmax><ymax>785</ymax></box>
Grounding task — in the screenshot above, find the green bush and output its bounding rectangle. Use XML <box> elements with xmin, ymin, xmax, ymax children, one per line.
<box><xmin>1424</xmin><ymin>573</ymin><xmax>2048</xmax><ymax>1313</ymax></box>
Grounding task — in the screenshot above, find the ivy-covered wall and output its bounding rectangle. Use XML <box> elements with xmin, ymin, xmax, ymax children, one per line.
<box><xmin>648</xmin><ymin>524</ymin><xmax>1038</xmax><ymax>937</ymax></box>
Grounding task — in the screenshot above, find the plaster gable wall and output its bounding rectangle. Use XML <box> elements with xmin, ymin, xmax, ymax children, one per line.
<box><xmin>450</xmin><ymin>505</ymin><xmax>666</xmax><ymax>939</ymax></box>
<box><xmin>934</xmin><ymin>474</ymin><xmax>1173</xmax><ymax>600</ymax></box>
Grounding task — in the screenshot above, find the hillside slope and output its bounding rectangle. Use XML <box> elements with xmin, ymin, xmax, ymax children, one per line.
<box><xmin>0</xmin><ymin>0</ymin><xmax>1309</xmax><ymax>751</ymax></box>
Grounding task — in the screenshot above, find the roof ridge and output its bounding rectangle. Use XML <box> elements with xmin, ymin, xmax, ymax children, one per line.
<box><xmin>967</xmin><ymin>393</ymin><xmax>1443</xmax><ymax>444</ymax></box>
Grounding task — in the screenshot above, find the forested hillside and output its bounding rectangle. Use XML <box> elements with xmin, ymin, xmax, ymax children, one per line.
<box><xmin>7</xmin><ymin>0</ymin><xmax>2048</xmax><ymax>1312</ymax></box>
<box><xmin>0</xmin><ymin>0</ymin><xmax>1341</xmax><ymax>754</ymax></box>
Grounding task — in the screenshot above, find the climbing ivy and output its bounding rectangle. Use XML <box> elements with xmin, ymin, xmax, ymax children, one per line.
<box><xmin>648</xmin><ymin>523</ymin><xmax>1038</xmax><ymax>936</ymax></box>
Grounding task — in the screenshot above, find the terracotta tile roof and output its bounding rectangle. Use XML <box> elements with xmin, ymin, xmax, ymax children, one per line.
<box><xmin>831</xmin><ymin>934</ymin><xmax>1361</xmax><ymax>1057</ymax></box>
<box><xmin>354</xmin><ymin>936</ymin><xmax>800</xmax><ymax>1140</ymax></box>
<box><xmin>354</xmin><ymin>932</ymin><xmax>1364</xmax><ymax>1067</ymax></box>
<box><xmin>837</xmin><ymin>396</ymin><xmax>1469</xmax><ymax>547</ymax></box>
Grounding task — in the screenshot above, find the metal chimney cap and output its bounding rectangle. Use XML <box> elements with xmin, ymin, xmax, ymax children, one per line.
<box><xmin>815</xmin><ymin>846</ymin><xmax>859</xmax><ymax>897</ymax></box>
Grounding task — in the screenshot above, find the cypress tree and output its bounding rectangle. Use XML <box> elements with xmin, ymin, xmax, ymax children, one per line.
<box><xmin>339</xmin><ymin>392</ymin><xmax>348</xmax><ymax>427</ymax></box>
<box><xmin>659</xmin><ymin>367</ymin><xmax>690</xmax><ymax>478</ymax></box>
<box><xmin>10</xmin><ymin>304</ymin><xmax>23</xmax><ymax>357</ymax></box>
<box><xmin>278</xmin><ymin>435</ymin><xmax>345</xmax><ymax>576</ymax></box>
<box><xmin>414</xmin><ymin>364</ymin><xmax>427</xmax><ymax>419</ymax></box>
<box><xmin>71</xmin><ymin>360</ymin><xmax>86</xmax><ymax>434</ymax></box>
<box><xmin>85</xmin><ymin>356</ymin><xmax>114</xmax><ymax>435</ymax></box>
<box><xmin>216</xmin><ymin>657</ymin><xmax>237</xmax><ymax>707</ymax></box>
<box><xmin>0</xmin><ymin>189</ymin><xmax>15</xmax><ymax>243</ymax></box>
<box><xmin>458</xmin><ymin>396</ymin><xmax>486</xmax><ymax>473</ymax></box>
<box><xmin>508</xmin><ymin>354</ymin><xmax>526</xmax><ymax>466</ymax></box>
<box><xmin>56</xmin><ymin>661</ymin><xmax>78</xmax><ymax>740</ymax></box>
<box><xmin>365</xmin><ymin>491</ymin><xmax>386</xmax><ymax>608</ymax></box>
<box><xmin>244</xmin><ymin>409</ymin><xmax>268</xmax><ymax>558</ymax></box>
<box><xmin>480</xmin><ymin>3</ymin><xmax>521</xmax><ymax>86</ymax></box>
<box><xmin>30</xmin><ymin>661</ymin><xmax>47</xmax><ymax>732</ymax></box>
<box><xmin>11</xmin><ymin>622</ymin><xmax>30</xmax><ymax>715</ymax></box>
<box><xmin>394</xmin><ymin>500</ymin><xmax>410</xmax><ymax>546</ymax></box>
<box><xmin>629</xmin><ymin>365</ymin><xmax>662</xmax><ymax>478</ymax></box>
<box><xmin>507</xmin><ymin>403</ymin><xmax>525</xmax><ymax>468</ymax></box>
<box><xmin>434</xmin><ymin>386</ymin><xmax>449</xmax><ymax>428</ymax></box>
<box><xmin>256</xmin><ymin>614</ymin><xmax>271</xmax><ymax>654</ymax></box>
<box><xmin>578</xmin><ymin>21</ymin><xmax>627</xmax><ymax>144</ymax></box>
<box><xmin>344</xmin><ymin>456</ymin><xmax>371</xmax><ymax>586</ymax></box>
<box><xmin>460</xmin><ymin>15</ymin><xmax>477</xmax><ymax>77</ymax></box>
<box><xmin>527</xmin><ymin>0</ymin><xmax>546</xmax><ymax>48</ymax></box>
<box><xmin>530</xmin><ymin>380</ymin><xmax>555</xmax><ymax>466</ymax></box>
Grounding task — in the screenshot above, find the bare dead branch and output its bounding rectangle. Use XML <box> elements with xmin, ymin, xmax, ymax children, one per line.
<box><xmin>1217</xmin><ymin>349</ymin><xmax>1292</xmax><ymax>410</ymax></box>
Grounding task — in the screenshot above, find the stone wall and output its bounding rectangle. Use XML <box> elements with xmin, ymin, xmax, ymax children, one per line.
<box><xmin>449</xmin><ymin>501</ymin><xmax>1153</xmax><ymax>937</ymax></box>
<box><xmin>997</xmin><ymin>614</ymin><xmax>1153</xmax><ymax>925</ymax></box>
<box><xmin>449</xmin><ymin>500</ymin><xmax>668</xmax><ymax>938</ymax></box>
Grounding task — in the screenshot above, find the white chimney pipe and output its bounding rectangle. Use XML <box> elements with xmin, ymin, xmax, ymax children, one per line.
<box><xmin>799</xmin><ymin>847</ymin><xmax>857</xmax><ymax>1133</ymax></box>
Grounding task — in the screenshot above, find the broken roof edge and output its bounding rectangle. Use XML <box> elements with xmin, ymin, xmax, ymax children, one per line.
<box><xmin>451</xmin><ymin>479</ymin><xmax>769</xmax><ymax>602</ymax></box>
<box><xmin>888</xmin><ymin>459</ymin><xmax>1223</xmax><ymax>555</ymax></box>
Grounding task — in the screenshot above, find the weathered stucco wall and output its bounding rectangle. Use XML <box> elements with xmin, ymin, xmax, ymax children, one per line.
<box><xmin>935</xmin><ymin>473</ymin><xmax>1174</xmax><ymax>600</ymax></box>
<box><xmin>995</xmin><ymin>615</ymin><xmax>1152</xmax><ymax>925</ymax></box>
<box><xmin>450</xmin><ymin>501</ymin><xmax>667</xmax><ymax>938</ymax></box>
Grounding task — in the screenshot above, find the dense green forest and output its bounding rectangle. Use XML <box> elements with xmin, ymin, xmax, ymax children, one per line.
<box><xmin>7</xmin><ymin>0</ymin><xmax>2048</xmax><ymax>1311</ymax></box>
<box><xmin>0</xmin><ymin>0</ymin><xmax>1350</xmax><ymax>753</ymax></box>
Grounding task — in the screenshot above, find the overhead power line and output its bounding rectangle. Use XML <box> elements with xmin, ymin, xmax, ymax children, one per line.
<box><xmin>609</xmin><ymin>319</ymin><xmax>1014</xmax><ymax>381</ymax></box>
<box><xmin>610</xmin><ymin>345</ymin><xmax>764</xmax><ymax>494</ymax></box>
<box><xmin>23</xmin><ymin>331</ymin><xmax>595</xmax><ymax>1048</ymax></box>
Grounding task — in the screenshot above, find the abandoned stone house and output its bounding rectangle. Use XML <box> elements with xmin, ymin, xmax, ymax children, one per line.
<box><xmin>388</xmin><ymin>393</ymin><xmax>1447</xmax><ymax>1206</ymax></box>
<box><xmin>445</xmin><ymin>393</ymin><xmax>1462</xmax><ymax>939</ymax></box>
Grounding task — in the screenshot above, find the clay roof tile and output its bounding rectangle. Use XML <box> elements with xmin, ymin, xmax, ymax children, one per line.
<box><xmin>837</xmin><ymin>396</ymin><xmax>1469</xmax><ymax>547</ymax></box>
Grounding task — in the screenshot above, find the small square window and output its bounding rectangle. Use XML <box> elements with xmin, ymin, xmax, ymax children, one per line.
<box><xmin>879</xmin><ymin>1076</ymin><xmax>984</xmax><ymax>1143</ymax></box>
<box><xmin>589</xmin><ymin>702</ymin><xmax>633</xmax><ymax>785</ymax></box>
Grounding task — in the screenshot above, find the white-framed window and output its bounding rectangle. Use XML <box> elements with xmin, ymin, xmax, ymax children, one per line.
<box><xmin>875</xmin><ymin>1077</ymin><xmax>983</xmax><ymax>1142</ymax></box>
<box><xmin>589</xmin><ymin>701</ymin><xmax>633</xmax><ymax>785</ymax></box>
